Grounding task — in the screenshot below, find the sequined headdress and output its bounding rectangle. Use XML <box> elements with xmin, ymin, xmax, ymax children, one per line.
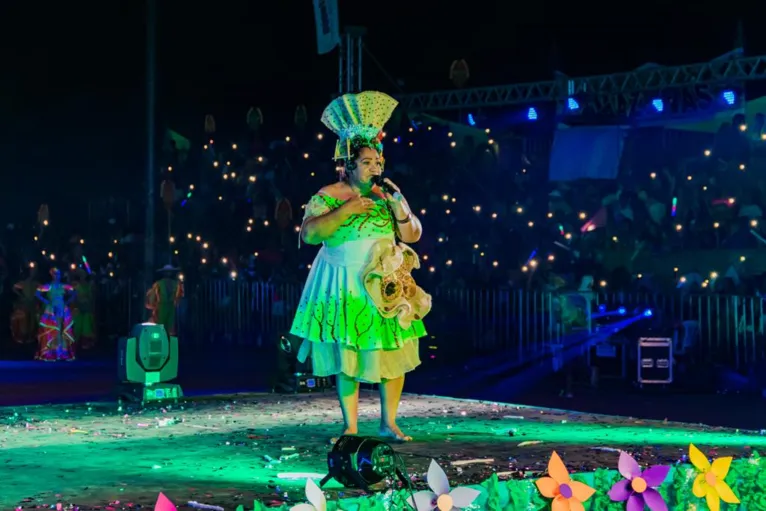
<box><xmin>320</xmin><ymin>91</ymin><xmax>398</xmax><ymax>160</ymax></box>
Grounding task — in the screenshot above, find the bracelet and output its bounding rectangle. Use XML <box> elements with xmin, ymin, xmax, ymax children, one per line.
<box><xmin>395</xmin><ymin>212</ymin><xmax>412</xmax><ymax>224</ymax></box>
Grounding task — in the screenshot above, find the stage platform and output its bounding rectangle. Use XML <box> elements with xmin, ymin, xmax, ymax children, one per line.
<box><xmin>2</xmin><ymin>392</ymin><xmax>763</xmax><ymax>510</ymax></box>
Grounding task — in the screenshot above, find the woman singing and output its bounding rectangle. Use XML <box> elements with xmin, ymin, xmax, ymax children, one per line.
<box><xmin>291</xmin><ymin>91</ymin><xmax>431</xmax><ymax>442</ymax></box>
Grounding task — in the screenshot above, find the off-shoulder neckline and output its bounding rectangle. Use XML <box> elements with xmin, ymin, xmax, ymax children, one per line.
<box><xmin>315</xmin><ymin>191</ymin><xmax>386</xmax><ymax>202</ymax></box>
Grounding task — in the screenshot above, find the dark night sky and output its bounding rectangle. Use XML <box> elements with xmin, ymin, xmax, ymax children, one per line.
<box><xmin>5</xmin><ymin>0</ymin><xmax>759</xmax><ymax>201</ymax></box>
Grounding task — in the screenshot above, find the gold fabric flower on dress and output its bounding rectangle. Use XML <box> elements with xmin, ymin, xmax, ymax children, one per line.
<box><xmin>400</xmin><ymin>250</ymin><xmax>416</xmax><ymax>272</ymax></box>
<box><xmin>381</xmin><ymin>276</ymin><xmax>402</xmax><ymax>301</ymax></box>
<box><xmin>362</xmin><ymin>239</ymin><xmax>431</xmax><ymax>329</ymax></box>
<box><xmin>399</xmin><ymin>274</ymin><xmax>417</xmax><ymax>300</ymax></box>
<box><xmin>535</xmin><ymin>451</ymin><xmax>596</xmax><ymax>511</ymax></box>
<box><xmin>688</xmin><ymin>443</ymin><xmax>740</xmax><ymax>511</ymax></box>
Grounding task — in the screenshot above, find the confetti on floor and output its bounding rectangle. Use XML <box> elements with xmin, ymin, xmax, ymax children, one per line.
<box><xmin>1</xmin><ymin>392</ymin><xmax>762</xmax><ymax>510</ymax></box>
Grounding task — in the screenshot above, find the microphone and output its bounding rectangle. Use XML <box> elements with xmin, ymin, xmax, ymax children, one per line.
<box><xmin>372</xmin><ymin>175</ymin><xmax>395</xmax><ymax>195</ymax></box>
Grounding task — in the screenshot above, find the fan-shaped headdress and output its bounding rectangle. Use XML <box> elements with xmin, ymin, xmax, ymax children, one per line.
<box><xmin>320</xmin><ymin>91</ymin><xmax>398</xmax><ymax>160</ymax></box>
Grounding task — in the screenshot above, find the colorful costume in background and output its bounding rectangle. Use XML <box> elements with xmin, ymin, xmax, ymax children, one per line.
<box><xmin>35</xmin><ymin>275</ymin><xmax>76</xmax><ymax>361</ymax></box>
<box><xmin>146</xmin><ymin>267</ymin><xmax>184</xmax><ymax>336</ymax></box>
<box><xmin>11</xmin><ymin>276</ymin><xmax>40</xmax><ymax>344</ymax></box>
<box><xmin>71</xmin><ymin>275</ymin><xmax>97</xmax><ymax>349</ymax></box>
<box><xmin>290</xmin><ymin>91</ymin><xmax>431</xmax><ymax>383</ymax></box>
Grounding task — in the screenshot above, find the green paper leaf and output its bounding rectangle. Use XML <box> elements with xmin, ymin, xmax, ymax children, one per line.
<box><xmin>241</xmin><ymin>459</ymin><xmax>765</xmax><ymax>511</ymax></box>
<box><xmin>483</xmin><ymin>473</ymin><xmax>503</xmax><ymax>511</ymax></box>
<box><xmin>590</xmin><ymin>468</ymin><xmax>623</xmax><ymax>511</ymax></box>
<box><xmin>250</xmin><ymin>500</ymin><xmax>269</xmax><ymax>511</ymax></box>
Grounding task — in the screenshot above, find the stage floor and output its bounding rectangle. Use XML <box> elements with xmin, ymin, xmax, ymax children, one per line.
<box><xmin>2</xmin><ymin>392</ymin><xmax>763</xmax><ymax>510</ymax></box>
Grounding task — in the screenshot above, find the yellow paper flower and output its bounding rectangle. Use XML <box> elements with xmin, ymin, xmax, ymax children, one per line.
<box><xmin>535</xmin><ymin>451</ymin><xmax>596</xmax><ymax>511</ymax></box>
<box><xmin>688</xmin><ymin>443</ymin><xmax>740</xmax><ymax>511</ymax></box>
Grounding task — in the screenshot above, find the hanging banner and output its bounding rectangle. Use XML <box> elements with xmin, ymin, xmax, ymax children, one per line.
<box><xmin>450</xmin><ymin>60</ymin><xmax>470</xmax><ymax>88</ymax></box>
<box><xmin>247</xmin><ymin>107</ymin><xmax>263</xmax><ymax>131</ymax></box>
<box><xmin>204</xmin><ymin>115</ymin><xmax>216</xmax><ymax>134</ymax></box>
<box><xmin>549</xmin><ymin>126</ymin><xmax>625</xmax><ymax>181</ymax></box>
<box><xmin>313</xmin><ymin>0</ymin><xmax>340</xmax><ymax>55</ymax></box>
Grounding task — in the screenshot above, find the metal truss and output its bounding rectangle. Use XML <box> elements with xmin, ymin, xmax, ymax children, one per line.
<box><xmin>572</xmin><ymin>83</ymin><xmax>726</xmax><ymax>119</ymax></box>
<box><xmin>397</xmin><ymin>54</ymin><xmax>766</xmax><ymax>116</ymax></box>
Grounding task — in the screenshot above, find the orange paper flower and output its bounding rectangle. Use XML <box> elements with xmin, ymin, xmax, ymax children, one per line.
<box><xmin>535</xmin><ymin>451</ymin><xmax>596</xmax><ymax>511</ymax></box>
<box><xmin>688</xmin><ymin>444</ymin><xmax>740</xmax><ymax>511</ymax></box>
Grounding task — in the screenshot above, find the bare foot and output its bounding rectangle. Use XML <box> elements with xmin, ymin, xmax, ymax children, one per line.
<box><xmin>330</xmin><ymin>427</ymin><xmax>357</xmax><ymax>445</ymax></box>
<box><xmin>379</xmin><ymin>423</ymin><xmax>412</xmax><ymax>442</ymax></box>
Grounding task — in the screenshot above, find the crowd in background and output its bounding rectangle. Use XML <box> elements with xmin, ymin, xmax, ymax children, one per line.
<box><xmin>139</xmin><ymin>110</ymin><xmax>766</xmax><ymax>298</ymax></box>
<box><xmin>1</xmin><ymin>109</ymin><xmax>766</xmax><ymax>325</ymax></box>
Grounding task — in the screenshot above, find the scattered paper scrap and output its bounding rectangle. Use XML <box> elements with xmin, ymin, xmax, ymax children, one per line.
<box><xmin>451</xmin><ymin>458</ymin><xmax>495</xmax><ymax>466</ymax></box>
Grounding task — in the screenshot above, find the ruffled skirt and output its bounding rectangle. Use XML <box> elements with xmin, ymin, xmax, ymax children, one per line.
<box><xmin>298</xmin><ymin>340</ymin><xmax>420</xmax><ymax>383</ymax></box>
<box><xmin>290</xmin><ymin>237</ymin><xmax>427</xmax><ymax>383</ymax></box>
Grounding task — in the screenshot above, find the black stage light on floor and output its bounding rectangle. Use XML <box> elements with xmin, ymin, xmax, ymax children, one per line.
<box><xmin>117</xmin><ymin>323</ymin><xmax>182</xmax><ymax>404</ymax></box>
<box><xmin>273</xmin><ymin>333</ymin><xmax>333</xmax><ymax>393</ymax></box>
<box><xmin>319</xmin><ymin>435</ymin><xmax>409</xmax><ymax>492</ymax></box>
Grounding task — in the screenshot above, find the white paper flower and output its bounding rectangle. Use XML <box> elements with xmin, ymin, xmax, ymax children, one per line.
<box><xmin>290</xmin><ymin>479</ymin><xmax>327</xmax><ymax>511</ymax></box>
<box><xmin>407</xmin><ymin>460</ymin><xmax>481</xmax><ymax>511</ymax></box>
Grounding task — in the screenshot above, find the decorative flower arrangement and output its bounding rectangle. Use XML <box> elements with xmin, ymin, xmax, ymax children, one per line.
<box><xmin>535</xmin><ymin>451</ymin><xmax>596</xmax><ymax>511</ymax></box>
<box><xmin>407</xmin><ymin>459</ymin><xmax>481</xmax><ymax>511</ymax></box>
<box><xmin>146</xmin><ymin>448</ymin><xmax>757</xmax><ymax>511</ymax></box>
<box><xmin>688</xmin><ymin>443</ymin><xmax>740</xmax><ymax>511</ymax></box>
<box><xmin>608</xmin><ymin>451</ymin><xmax>669</xmax><ymax>511</ymax></box>
<box><xmin>533</xmin><ymin>446</ymin><xmax>743</xmax><ymax>511</ymax></box>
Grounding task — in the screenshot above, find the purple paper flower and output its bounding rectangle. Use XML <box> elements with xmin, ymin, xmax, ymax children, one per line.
<box><xmin>608</xmin><ymin>451</ymin><xmax>670</xmax><ymax>511</ymax></box>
